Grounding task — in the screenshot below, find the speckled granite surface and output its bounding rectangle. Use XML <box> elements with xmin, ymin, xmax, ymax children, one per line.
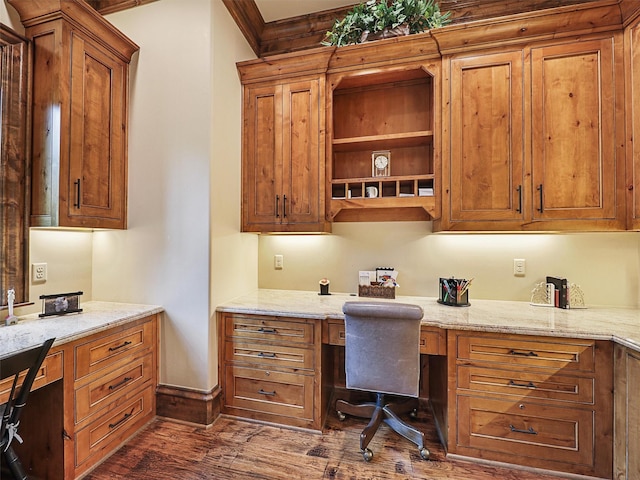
<box><xmin>216</xmin><ymin>289</ymin><xmax>640</xmax><ymax>352</ymax></box>
<box><xmin>0</xmin><ymin>301</ymin><xmax>163</xmax><ymax>359</ymax></box>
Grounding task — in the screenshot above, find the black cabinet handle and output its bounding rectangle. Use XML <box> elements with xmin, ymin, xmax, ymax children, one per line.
<box><xmin>510</xmin><ymin>424</ymin><xmax>537</xmax><ymax>435</ymax></box>
<box><xmin>283</xmin><ymin>195</ymin><xmax>287</xmax><ymax>218</ymax></box>
<box><xmin>109</xmin><ymin>340</ymin><xmax>132</xmax><ymax>352</ymax></box>
<box><xmin>257</xmin><ymin>327</ymin><xmax>276</xmax><ymax>334</ymax></box>
<box><xmin>258</xmin><ymin>389</ymin><xmax>276</xmax><ymax>396</ymax></box>
<box><xmin>258</xmin><ymin>352</ymin><xmax>276</xmax><ymax>358</ymax></box>
<box><xmin>516</xmin><ymin>185</ymin><xmax>522</xmax><ymax>213</ymax></box>
<box><xmin>74</xmin><ymin>179</ymin><xmax>81</xmax><ymax>209</ymax></box>
<box><xmin>109</xmin><ymin>411</ymin><xmax>133</xmax><ymax>429</ymax></box>
<box><xmin>109</xmin><ymin>376</ymin><xmax>133</xmax><ymax>390</ymax></box>
<box><xmin>508</xmin><ymin>379</ymin><xmax>536</xmax><ymax>388</ymax></box>
<box><xmin>275</xmin><ymin>195</ymin><xmax>280</xmax><ymax>218</ymax></box>
<box><xmin>537</xmin><ymin>184</ymin><xmax>544</xmax><ymax>212</ymax></box>
<box><xmin>509</xmin><ymin>349</ymin><xmax>538</xmax><ymax>357</ymax></box>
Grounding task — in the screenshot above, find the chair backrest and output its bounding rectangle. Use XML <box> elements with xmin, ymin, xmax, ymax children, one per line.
<box><xmin>1</xmin><ymin>338</ymin><xmax>55</xmax><ymax>446</ymax></box>
<box><xmin>343</xmin><ymin>301</ymin><xmax>423</xmax><ymax>397</ymax></box>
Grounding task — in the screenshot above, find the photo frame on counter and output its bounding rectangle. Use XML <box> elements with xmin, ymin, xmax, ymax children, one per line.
<box><xmin>39</xmin><ymin>291</ymin><xmax>83</xmax><ymax>318</ymax></box>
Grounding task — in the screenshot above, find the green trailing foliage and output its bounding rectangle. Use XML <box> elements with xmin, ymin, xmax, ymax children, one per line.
<box><xmin>322</xmin><ymin>0</ymin><xmax>452</xmax><ymax>47</ymax></box>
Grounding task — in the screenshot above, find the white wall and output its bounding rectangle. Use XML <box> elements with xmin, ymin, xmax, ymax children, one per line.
<box><xmin>94</xmin><ymin>0</ymin><xmax>256</xmax><ymax>391</ymax></box>
<box><xmin>259</xmin><ymin>223</ymin><xmax>640</xmax><ymax>307</ymax></box>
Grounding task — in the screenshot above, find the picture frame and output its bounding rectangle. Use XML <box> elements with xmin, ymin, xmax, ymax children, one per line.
<box><xmin>39</xmin><ymin>291</ymin><xmax>83</xmax><ymax>318</ymax></box>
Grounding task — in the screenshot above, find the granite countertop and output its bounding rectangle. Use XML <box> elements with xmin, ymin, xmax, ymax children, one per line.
<box><xmin>0</xmin><ymin>301</ymin><xmax>163</xmax><ymax>359</ymax></box>
<box><xmin>216</xmin><ymin>289</ymin><xmax>640</xmax><ymax>352</ymax></box>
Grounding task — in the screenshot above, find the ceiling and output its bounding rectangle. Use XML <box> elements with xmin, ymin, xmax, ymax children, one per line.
<box><xmin>254</xmin><ymin>0</ymin><xmax>356</xmax><ymax>22</ymax></box>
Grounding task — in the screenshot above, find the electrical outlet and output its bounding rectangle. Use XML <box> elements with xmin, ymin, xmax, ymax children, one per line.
<box><xmin>513</xmin><ymin>258</ymin><xmax>526</xmax><ymax>277</ymax></box>
<box><xmin>274</xmin><ymin>254</ymin><xmax>284</xmax><ymax>270</ymax></box>
<box><xmin>32</xmin><ymin>262</ymin><xmax>47</xmax><ymax>283</ymax></box>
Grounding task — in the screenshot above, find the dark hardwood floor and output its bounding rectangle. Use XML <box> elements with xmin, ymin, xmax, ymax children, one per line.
<box><xmin>86</xmin><ymin>406</ymin><xmax>564</xmax><ymax>479</ymax></box>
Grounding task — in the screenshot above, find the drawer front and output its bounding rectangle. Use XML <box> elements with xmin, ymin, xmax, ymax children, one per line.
<box><xmin>224</xmin><ymin>365</ymin><xmax>314</xmax><ymax>420</ymax></box>
<box><xmin>457</xmin><ymin>395</ymin><xmax>594</xmax><ymax>467</ymax></box>
<box><xmin>456</xmin><ymin>333</ymin><xmax>595</xmax><ymax>372</ymax></box>
<box><xmin>75</xmin><ymin>384</ymin><xmax>155</xmax><ymax>472</ymax></box>
<box><xmin>420</xmin><ymin>327</ymin><xmax>447</xmax><ymax>355</ymax></box>
<box><xmin>225</xmin><ymin>314</ymin><xmax>314</xmax><ymax>346</ymax></box>
<box><xmin>457</xmin><ymin>365</ymin><xmax>595</xmax><ymax>404</ymax></box>
<box><xmin>225</xmin><ymin>340</ymin><xmax>314</xmax><ymax>370</ymax></box>
<box><xmin>0</xmin><ymin>350</ymin><xmax>63</xmax><ymax>404</ymax></box>
<box><xmin>75</xmin><ymin>353</ymin><xmax>154</xmax><ymax>424</ymax></box>
<box><xmin>328</xmin><ymin>321</ymin><xmax>346</xmax><ymax>345</ymax></box>
<box><xmin>327</xmin><ymin>322</ymin><xmax>445</xmax><ymax>355</ymax></box>
<box><xmin>75</xmin><ymin>319</ymin><xmax>154</xmax><ymax>380</ymax></box>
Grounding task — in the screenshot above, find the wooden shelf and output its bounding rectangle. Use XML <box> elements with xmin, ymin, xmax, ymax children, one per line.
<box><xmin>332</xmin><ymin>131</ymin><xmax>433</xmax><ymax>152</ymax></box>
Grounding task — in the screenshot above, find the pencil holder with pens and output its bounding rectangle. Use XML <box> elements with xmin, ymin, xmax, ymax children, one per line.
<box><xmin>438</xmin><ymin>277</ymin><xmax>471</xmax><ymax>307</ymax></box>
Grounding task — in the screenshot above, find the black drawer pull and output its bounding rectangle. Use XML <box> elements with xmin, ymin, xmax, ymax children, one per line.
<box><xmin>109</xmin><ymin>376</ymin><xmax>133</xmax><ymax>390</ymax></box>
<box><xmin>258</xmin><ymin>327</ymin><xmax>276</xmax><ymax>334</ymax></box>
<box><xmin>109</xmin><ymin>340</ymin><xmax>132</xmax><ymax>352</ymax></box>
<box><xmin>109</xmin><ymin>411</ymin><xmax>133</xmax><ymax>429</ymax></box>
<box><xmin>508</xmin><ymin>380</ymin><xmax>536</xmax><ymax>388</ymax></box>
<box><xmin>258</xmin><ymin>389</ymin><xmax>276</xmax><ymax>396</ymax></box>
<box><xmin>509</xmin><ymin>349</ymin><xmax>538</xmax><ymax>357</ymax></box>
<box><xmin>258</xmin><ymin>352</ymin><xmax>276</xmax><ymax>358</ymax></box>
<box><xmin>510</xmin><ymin>424</ymin><xmax>537</xmax><ymax>435</ymax></box>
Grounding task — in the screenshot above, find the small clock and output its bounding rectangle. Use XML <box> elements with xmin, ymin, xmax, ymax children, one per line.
<box><xmin>372</xmin><ymin>150</ymin><xmax>391</xmax><ymax>177</ymax></box>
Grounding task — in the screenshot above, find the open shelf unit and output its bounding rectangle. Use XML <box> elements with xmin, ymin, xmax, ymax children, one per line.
<box><xmin>327</xmin><ymin>66</ymin><xmax>437</xmax><ymax>221</ymax></box>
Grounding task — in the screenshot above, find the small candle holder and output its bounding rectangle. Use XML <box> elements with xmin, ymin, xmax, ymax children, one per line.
<box><xmin>319</xmin><ymin>278</ymin><xmax>330</xmax><ymax>295</ymax></box>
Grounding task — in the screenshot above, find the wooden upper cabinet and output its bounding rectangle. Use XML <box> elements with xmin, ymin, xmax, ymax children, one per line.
<box><xmin>530</xmin><ymin>37</ymin><xmax>623</xmax><ymax>227</ymax></box>
<box><xmin>327</xmin><ymin>62</ymin><xmax>440</xmax><ymax>223</ymax></box>
<box><xmin>239</xmin><ymin>50</ymin><xmax>331</xmax><ymax>233</ymax></box>
<box><xmin>437</xmin><ymin>33</ymin><xmax>626</xmax><ymax>231</ymax></box>
<box><xmin>444</xmin><ymin>50</ymin><xmax>525</xmax><ymax>228</ymax></box>
<box><xmin>9</xmin><ymin>0</ymin><xmax>138</xmax><ymax>229</ymax></box>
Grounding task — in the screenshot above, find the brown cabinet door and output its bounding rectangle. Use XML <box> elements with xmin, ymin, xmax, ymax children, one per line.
<box><xmin>448</xmin><ymin>50</ymin><xmax>525</xmax><ymax>224</ymax></box>
<box><xmin>242</xmin><ymin>83</ymin><xmax>284</xmax><ymax>230</ymax></box>
<box><xmin>282</xmin><ymin>80</ymin><xmax>322</xmax><ymax>226</ymax></box>
<box><xmin>531</xmin><ymin>38</ymin><xmax>617</xmax><ymax>222</ymax></box>
<box><xmin>67</xmin><ymin>32</ymin><xmax>127</xmax><ymax>228</ymax></box>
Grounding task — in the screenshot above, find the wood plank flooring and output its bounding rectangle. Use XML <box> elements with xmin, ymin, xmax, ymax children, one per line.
<box><xmin>85</xmin><ymin>407</ymin><xmax>565</xmax><ymax>479</ymax></box>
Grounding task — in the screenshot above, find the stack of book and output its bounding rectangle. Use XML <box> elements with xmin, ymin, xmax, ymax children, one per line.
<box><xmin>546</xmin><ymin>276</ymin><xmax>568</xmax><ymax>308</ymax></box>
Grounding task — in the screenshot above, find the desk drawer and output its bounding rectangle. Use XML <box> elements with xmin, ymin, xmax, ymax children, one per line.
<box><xmin>0</xmin><ymin>350</ymin><xmax>63</xmax><ymax>404</ymax></box>
<box><xmin>224</xmin><ymin>365</ymin><xmax>314</xmax><ymax>421</ymax></box>
<box><xmin>420</xmin><ymin>327</ymin><xmax>447</xmax><ymax>355</ymax></box>
<box><xmin>75</xmin><ymin>353</ymin><xmax>153</xmax><ymax>424</ymax></box>
<box><xmin>225</xmin><ymin>314</ymin><xmax>314</xmax><ymax>346</ymax></box>
<box><xmin>225</xmin><ymin>340</ymin><xmax>314</xmax><ymax>371</ymax></box>
<box><xmin>75</xmin><ymin>319</ymin><xmax>154</xmax><ymax>380</ymax></box>
<box><xmin>326</xmin><ymin>322</ymin><xmax>446</xmax><ymax>355</ymax></box>
<box><xmin>456</xmin><ymin>333</ymin><xmax>595</xmax><ymax>372</ymax></box>
<box><xmin>74</xmin><ymin>384</ymin><xmax>154</xmax><ymax>472</ymax></box>
<box><xmin>457</xmin><ymin>365</ymin><xmax>595</xmax><ymax>404</ymax></box>
<box><xmin>457</xmin><ymin>395</ymin><xmax>594</xmax><ymax>468</ymax></box>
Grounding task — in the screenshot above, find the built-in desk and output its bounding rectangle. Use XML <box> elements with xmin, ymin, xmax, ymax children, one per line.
<box><xmin>0</xmin><ymin>302</ymin><xmax>162</xmax><ymax>480</ymax></box>
<box><xmin>217</xmin><ymin>289</ymin><xmax>640</xmax><ymax>479</ymax></box>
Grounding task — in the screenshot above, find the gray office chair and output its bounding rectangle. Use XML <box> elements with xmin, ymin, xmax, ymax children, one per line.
<box><xmin>336</xmin><ymin>301</ymin><xmax>429</xmax><ymax>462</ymax></box>
<box><xmin>1</xmin><ymin>338</ymin><xmax>55</xmax><ymax>480</ymax></box>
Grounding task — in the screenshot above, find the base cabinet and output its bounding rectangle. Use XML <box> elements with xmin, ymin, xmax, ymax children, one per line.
<box><xmin>448</xmin><ymin>331</ymin><xmax>613</xmax><ymax>478</ymax></box>
<box><xmin>614</xmin><ymin>344</ymin><xmax>640</xmax><ymax>480</ymax></box>
<box><xmin>68</xmin><ymin>315</ymin><xmax>158</xmax><ymax>479</ymax></box>
<box><xmin>219</xmin><ymin>313</ymin><xmax>323</xmax><ymax>430</ymax></box>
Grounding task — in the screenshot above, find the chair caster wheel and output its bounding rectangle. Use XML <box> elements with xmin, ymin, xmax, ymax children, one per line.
<box><xmin>362</xmin><ymin>448</ymin><xmax>373</xmax><ymax>462</ymax></box>
<box><xmin>419</xmin><ymin>447</ymin><xmax>430</xmax><ymax>460</ymax></box>
<box><xmin>337</xmin><ymin>411</ymin><xmax>346</xmax><ymax>421</ymax></box>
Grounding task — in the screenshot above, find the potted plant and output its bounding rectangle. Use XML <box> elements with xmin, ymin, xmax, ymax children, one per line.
<box><xmin>322</xmin><ymin>0</ymin><xmax>451</xmax><ymax>47</ymax></box>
